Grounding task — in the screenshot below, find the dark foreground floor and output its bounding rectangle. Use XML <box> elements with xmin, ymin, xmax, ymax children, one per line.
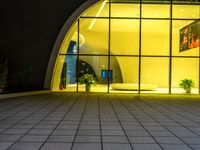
<box><xmin>0</xmin><ymin>93</ymin><xmax>200</xmax><ymax>150</ymax></box>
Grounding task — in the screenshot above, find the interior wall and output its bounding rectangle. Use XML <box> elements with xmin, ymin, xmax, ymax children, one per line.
<box><xmin>78</xmin><ymin>24</ymin><xmax>199</xmax><ymax>88</ymax></box>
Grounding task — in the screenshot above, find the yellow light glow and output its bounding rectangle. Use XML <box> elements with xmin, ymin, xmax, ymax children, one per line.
<box><xmin>88</xmin><ymin>0</ymin><xmax>107</xmax><ymax>30</ymax></box>
<box><xmin>74</xmin><ymin>32</ymin><xmax>85</xmax><ymax>46</ymax></box>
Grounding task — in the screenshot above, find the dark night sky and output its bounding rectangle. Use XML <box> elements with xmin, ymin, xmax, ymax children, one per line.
<box><xmin>0</xmin><ymin>0</ymin><xmax>86</xmax><ymax>91</ymax></box>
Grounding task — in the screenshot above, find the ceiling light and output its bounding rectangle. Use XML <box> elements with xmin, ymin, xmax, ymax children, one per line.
<box><xmin>88</xmin><ymin>0</ymin><xmax>107</xmax><ymax>30</ymax></box>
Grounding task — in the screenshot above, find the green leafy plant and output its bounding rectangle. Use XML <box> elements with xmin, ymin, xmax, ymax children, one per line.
<box><xmin>79</xmin><ymin>74</ymin><xmax>97</xmax><ymax>92</ymax></box>
<box><xmin>179</xmin><ymin>79</ymin><xmax>194</xmax><ymax>93</ymax></box>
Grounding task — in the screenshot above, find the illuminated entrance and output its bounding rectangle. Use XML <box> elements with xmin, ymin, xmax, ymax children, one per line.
<box><xmin>48</xmin><ymin>0</ymin><xmax>200</xmax><ymax>94</ymax></box>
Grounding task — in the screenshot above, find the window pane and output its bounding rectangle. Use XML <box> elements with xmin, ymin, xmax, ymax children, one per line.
<box><xmin>111</xmin><ymin>4</ymin><xmax>140</xmax><ymax>18</ymax></box>
<box><xmin>172</xmin><ymin>0</ymin><xmax>200</xmax><ymax>4</ymax></box>
<box><xmin>173</xmin><ymin>5</ymin><xmax>200</xmax><ymax>19</ymax></box>
<box><xmin>142</xmin><ymin>4</ymin><xmax>170</xmax><ymax>18</ymax></box>
<box><xmin>81</xmin><ymin>1</ymin><xmax>109</xmax><ymax>17</ymax></box>
<box><xmin>172</xmin><ymin>58</ymin><xmax>199</xmax><ymax>94</ymax></box>
<box><xmin>111</xmin><ymin>19</ymin><xmax>139</xmax><ymax>55</ymax></box>
<box><xmin>110</xmin><ymin>56</ymin><xmax>139</xmax><ymax>93</ymax></box>
<box><xmin>79</xmin><ymin>18</ymin><xmax>109</xmax><ymax>54</ymax></box>
<box><xmin>141</xmin><ymin>20</ymin><xmax>170</xmax><ymax>56</ymax></box>
<box><xmin>141</xmin><ymin>57</ymin><xmax>169</xmax><ymax>93</ymax></box>
<box><xmin>52</xmin><ymin>55</ymin><xmax>77</xmax><ymax>92</ymax></box>
<box><xmin>60</xmin><ymin>22</ymin><xmax>78</xmax><ymax>54</ymax></box>
<box><xmin>172</xmin><ymin>20</ymin><xmax>199</xmax><ymax>56</ymax></box>
<box><xmin>78</xmin><ymin>56</ymin><xmax>108</xmax><ymax>92</ymax></box>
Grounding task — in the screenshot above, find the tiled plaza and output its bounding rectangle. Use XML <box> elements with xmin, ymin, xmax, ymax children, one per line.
<box><xmin>1</xmin><ymin>93</ymin><xmax>200</xmax><ymax>150</ymax></box>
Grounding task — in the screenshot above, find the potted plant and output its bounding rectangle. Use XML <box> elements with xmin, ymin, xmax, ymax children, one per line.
<box><xmin>179</xmin><ymin>79</ymin><xmax>194</xmax><ymax>93</ymax></box>
<box><xmin>79</xmin><ymin>74</ymin><xmax>97</xmax><ymax>92</ymax></box>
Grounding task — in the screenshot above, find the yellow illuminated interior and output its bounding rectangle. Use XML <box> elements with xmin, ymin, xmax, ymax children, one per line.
<box><xmin>52</xmin><ymin>1</ymin><xmax>200</xmax><ymax>94</ymax></box>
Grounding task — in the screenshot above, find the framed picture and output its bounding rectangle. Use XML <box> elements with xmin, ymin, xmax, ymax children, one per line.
<box><xmin>180</xmin><ymin>20</ymin><xmax>200</xmax><ymax>52</ymax></box>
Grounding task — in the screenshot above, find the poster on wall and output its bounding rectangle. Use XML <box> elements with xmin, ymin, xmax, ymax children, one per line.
<box><xmin>180</xmin><ymin>20</ymin><xmax>200</xmax><ymax>52</ymax></box>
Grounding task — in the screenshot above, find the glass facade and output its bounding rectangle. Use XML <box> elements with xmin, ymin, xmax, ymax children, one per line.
<box><xmin>53</xmin><ymin>0</ymin><xmax>200</xmax><ymax>94</ymax></box>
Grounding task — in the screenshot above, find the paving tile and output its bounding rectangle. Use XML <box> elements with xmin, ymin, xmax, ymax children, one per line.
<box><xmin>47</xmin><ymin>135</ymin><xmax>74</xmax><ymax>142</ymax></box>
<box><xmin>102</xmin><ymin>130</ymin><xmax>125</xmax><ymax>136</ymax></box>
<box><xmin>101</xmin><ymin>126</ymin><xmax>122</xmax><ymax>130</ymax></box>
<box><xmin>41</xmin><ymin>142</ymin><xmax>72</xmax><ymax>150</ymax></box>
<box><xmin>181</xmin><ymin>137</ymin><xmax>200</xmax><ymax>144</ymax></box>
<box><xmin>154</xmin><ymin>136</ymin><xmax>183</xmax><ymax>144</ymax></box>
<box><xmin>171</xmin><ymin>131</ymin><xmax>198</xmax><ymax>137</ymax></box>
<box><xmin>19</xmin><ymin>135</ymin><xmax>48</xmax><ymax>142</ymax></box>
<box><xmin>60</xmin><ymin>120</ymin><xmax>79</xmax><ymax>125</ymax></box>
<box><xmin>0</xmin><ymin>134</ymin><xmax>22</xmax><ymax>142</ymax></box>
<box><xmin>102</xmin><ymin>135</ymin><xmax>129</xmax><ymax>143</ymax></box>
<box><xmin>12</xmin><ymin>124</ymin><xmax>35</xmax><ymax>129</ymax></box>
<box><xmin>2</xmin><ymin>94</ymin><xmax>200</xmax><ymax>150</ymax></box>
<box><xmin>190</xmin><ymin>144</ymin><xmax>200</xmax><ymax>150</ymax></box>
<box><xmin>3</xmin><ymin>129</ymin><xmax>29</xmax><ymax>135</ymax></box>
<box><xmin>57</xmin><ymin>125</ymin><xmax>78</xmax><ymax>130</ymax></box>
<box><xmin>103</xmin><ymin>143</ymin><xmax>132</xmax><ymax>150</ymax></box>
<box><xmin>72</xmin><ymin>143</ymin><xmax>101</xmax><ymax>150</ymax></box>
<box><xmin>75</xmin><ymin>135</ymin><xmax>101</xmax><ymax>143</ymax></box>
<box><xmin>126</xmin><ymin>130</ymin><xmax>149</xmax><ymax>136</ymax></box>
<box><xmin>161</xmin><ymin>144</ymin><xmax>192</xmax><ymax>150</ymax></box>
<box><xmin>128</xmin><ymin>136</ymin><xmax>156</xmax><ymax>144</ymax></box>
<box><xmin>149</xmin><ymin>131</ymin><xmax>174</xmax><ymax>137</ymax></box>
<box><xmin>8</xmin><ymin>142</ymin><xmax>43</xmax><ymax>150</ymax></box>
<box><xmin>77</xmin><ymin>129</ymin><xmax>100</xmax><ymax>136</ymax></box>
<box><xmin>0</xmin><ymin>142</ymin><xmax>14</xmax><ymax>150</ymax></box>
<box><xmin>28</xmin><ymin>129</ymin><xmax>53</xmax><ymax>135</ymax></box>
<box><xmin>101</xmin><ymin>121</ymin><xmax>120</xmax><ymax>126</ymax></box>
<box><xmin>80</xmin><ymin>121</ymin><xmax>99</xmax><ymax>125</ymax></box>
<box><xmin>123</xmin><ymin>125</ymin><xmax>144</xmax><ymax>131</ymax></box>
<box><xmin>52</xmin><ymin>129</ymin><xmax>76</xmax><ymax>135</ymax></box>
<box><xmin>79</xmin><ymin>125</ymin><xmax>100</xmax><ymax>130</ymax></box>
<box><xmin>33</xmin><ymin>124</ymin><xmax>57</xmax><ymax>129</ymax></box>
<box><xmin>144</xmin><ymin>126</ymin><xmax>166</xmax><ymax>131</ymax></box>
<box><xmin>132</xmin><ymin>144</ymin><xmax>162</xmax><ymax>150</ymax></box>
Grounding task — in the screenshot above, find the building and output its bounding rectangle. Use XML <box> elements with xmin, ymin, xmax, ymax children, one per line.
<box><xmin>1</xmin><ymin>0</ymin><xmax>200</xmax><ymax>94</ymax></box>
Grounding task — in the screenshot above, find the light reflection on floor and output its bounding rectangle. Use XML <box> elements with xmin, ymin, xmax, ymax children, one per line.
<box><xmin>54</xmin><ymin>84</ymin><xmax>199</xmax><ymax>94</ymax></box>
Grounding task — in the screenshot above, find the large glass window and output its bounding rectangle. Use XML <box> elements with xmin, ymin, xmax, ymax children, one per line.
<box><xmin>79</xmin><ymin>18</ymin><xmax>109</xmax><ymax>55</ymax></box>
<box><xmin>111</xmin><ymin>3</ymin><xmax>140</xmax><ymax>18</ymax></box>
<box><xmin>53</xmin><ymin>55</ymin><xmax>77</xmax><ymax>92</ymax></box>
<box><xmin>173</xmin><ymin>5</ymin><xmax>200</xmax><ymax>19</ymax></box>
<box><xmin>141</xmin><ymin>20</ymin><xmax>170</xmax><ymax>56</ymax></box>
<box><xmin>78</xmin><ymin>56</ymin><xmax>108</xmax><ymax>93</ymax></box>
<box><xmin>172</xmin><ymin>58</ymin><xmax>199</xmax><ymax>94</ymax></box>
<box><xmin>110</xmin><ymin>56</ymin><xmax>139</xmax><ymax>93</ymax></box>
<box><xmin>54</xmin><ymin>0</ymin><xmax>200</xmax><ymax>94</ymax></box>
<box><xmin>82</xmin><ymin>1</ymin><xmax>109</xmax><ymax>17</ymax></box>
<box><xmin>110</xmin><ymin>19</ymin><xmax>140</xmax><ymax>55</ymax></box>
<box><xmin>142</xmin><ymin>4</ymin><xmax>170</xmax><ymax>18</ymax></box>
<box><xmin>140</xmin><ymin>57</ymin><xmax>169</xmax><ymax>93</ymax></box>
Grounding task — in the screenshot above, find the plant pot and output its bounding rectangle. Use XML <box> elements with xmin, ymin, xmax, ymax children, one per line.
<box><xmin>85</xmin><ymin>84</ymin><xmax>91</xmax><ymax>92</ymax></box>
<box><xmin>186</xmin><ymin>88</ymin><xmax>191</xmax><ymax>93</ymax></box>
